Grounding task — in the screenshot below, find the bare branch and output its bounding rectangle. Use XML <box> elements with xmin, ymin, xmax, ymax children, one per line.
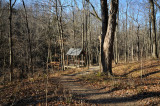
<box><xmin>12</xmin><ymin>0</ymin><xmax>17</xmax><ymax>7</ymax></box>
<box><xmin>154</xmin><ymin>0</ymin><xmax>160</xmax><ymax>10</ymax></box>
<box><xmin>128</xmin><ymin>14</ymin><xmax>138</xmax><ymax>24</ymax></box>
<box><xmin>73</xmin><ymin>0</ymin><xmax>80</xmax><ymax>10</ymax></box>
<box><xmin>85</xmin><ymin>0</ymin><xmax>102</xmax><ymax>21</ymax></box>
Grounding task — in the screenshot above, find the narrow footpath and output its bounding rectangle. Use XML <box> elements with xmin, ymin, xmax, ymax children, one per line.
<box><xmin>60</xmin><ymin>66</ymin><xmax>138</xmax><ymax>105</ymax></box>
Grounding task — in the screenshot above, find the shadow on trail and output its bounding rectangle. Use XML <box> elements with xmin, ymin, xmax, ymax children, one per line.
<box><xmin>85</xmin><ymin>92</ymin><xmax>160</xmax><ymax>104</ymax></box>
<box><xmin>141</xmin><ymin>70</ymin><xmax>160</xmax><ymax>78</ymax></box>
<box><xmin>116</xmin><ymin>64</ymin><xmax>160</xmax><ymax>77</ymax></box>
<box><xmin>73</xmin><ymin>87</ymin><xmax>122</xmax><ymax>98</ymax></box>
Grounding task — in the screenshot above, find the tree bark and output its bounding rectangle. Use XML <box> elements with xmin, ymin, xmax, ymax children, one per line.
<box><xmin>60</xmin><ymin>5</ymin><xmax>64</xmax><ymax>70</ymax></box>
<box><xmin>9</xmin><ymin>0</ymin><xmax>16</xmax><ymax>81</ymax></box>
<box><xmin>85</xmin><ymin>1</ymin><xmax>89</xmax><ymax>68</ymax></box>
<box><xmin>115</xmin><ymin>6</ymin><xmax>119</xmax><ymax>64</ymax></box>
<box><xmin>102</xmin><ymin>0</ymin><xmax>118</xmax><ymax>75</ymax></box>
<box><xmin>89</xmin><ymin>8</ymin><xmax>92</xmax><ymax>66</ymax></box>
<box><xmin>137</xmin><ymin>25</ymin><xmax>140</xmax><ymax>61</ymax></box>
<box><xmin>131</xmin><ymin>18</ymin><xmax>134</xmax><ymax>61</ymax></box>
<box><xmin>81</xmin><ymin>0</ymin><xmax>85</xmax><ymax>66</ymax></box>
<box><xmin>149</xmin><ymin>0</ymin><xmax>158</xmax><ymax>58</ymax></box>
<box><xmin>56</xmin><ymin>0</ymin><xmax>65</xmax><ymax>70</ymax></box>
<box><xmin>149</xmin><ymin>9</ymin><xmax>153</xmax><ymax>55</ymax></box>
<box><xmin>22</xmin><ymin>0</ymin><xmax>33</xmax><ymax>73</ymax></box>
<box><xmin>100</xmin><ymin>0</ymin><xmax>108</xmax><ymax>72</ymax></box>
<box><xmin>125</xmin><ymin>2</ymin><xmax>128</xmax><ymax>63</ymax></box>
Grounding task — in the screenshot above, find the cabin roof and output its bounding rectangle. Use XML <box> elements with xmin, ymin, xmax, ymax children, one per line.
<box><xmin>66</xmin><ymin>48</ymin><xmax>82</xmax><ymax>56</ymax></box>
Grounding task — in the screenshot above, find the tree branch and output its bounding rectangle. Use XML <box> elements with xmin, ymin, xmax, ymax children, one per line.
<box><xmin>154</xmin><ymin>0</ymin><xmax>160</xmax><ymax>10</ymax></box>
<box><xmin>85</xmin><ymin>0</ymin><xmax>102</xmax><ymax>21</ymax></box>
<box><xmin>12</xmin><ymin>0</ymin><xmax>17</xmax><ymax>7</ymax></box>
<box><xmin>73</xmin><ymin>0</ymin><xmax>80</xmax><ymax>10</ymax></box>
<box><xmin>128</xmin><ymin>14</ymin><xmax>138</xmax><ymax>24</ymax></box>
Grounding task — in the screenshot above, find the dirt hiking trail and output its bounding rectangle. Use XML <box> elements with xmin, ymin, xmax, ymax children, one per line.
<box><xmin>59</xmin><ymin>66</ymin><xmax>144</xmax><ymax>106</ymax></box>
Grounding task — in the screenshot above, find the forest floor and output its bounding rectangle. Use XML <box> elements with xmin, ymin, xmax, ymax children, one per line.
<box><xmin>0</xmin><ymin>59</ymin><xmax>160</xmax><ymax>105</ymax></box>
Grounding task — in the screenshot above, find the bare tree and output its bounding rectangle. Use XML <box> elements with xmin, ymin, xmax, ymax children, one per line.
<box><xmin>22</xmin><ymin>0</ymin><xmax>33</xmax><ymax>73</ymax></box>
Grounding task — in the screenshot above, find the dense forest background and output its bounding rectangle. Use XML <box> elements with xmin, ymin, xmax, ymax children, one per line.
<box><xmin>0</xmin><ymin>0</ymin><xmax>160</xmax><ymax>80</ymax></box>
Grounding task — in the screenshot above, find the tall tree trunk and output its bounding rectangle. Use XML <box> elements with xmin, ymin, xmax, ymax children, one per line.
<box><xmin>149</xmin><ymin>0</ymin><xmax>158</xmax><ymax>58</ymax></box>
<box><xmin>125</xmin><ymin>2</ymin><xmax>128</xmax><ymax>63</ymax></box>
<box><xmin>55</xmin><ymin>0</ymin><xmax>60</xmax><ymax>66</ymax></box>
<box><xmin>100</xmin><ymin>0</ymin><xmax>108</xmax><ymax>72</ymax></box>
<box><xmin>158</xmin><ymin>20</ymin><xmax>160</xmax><ymax>56</ymax></box>
<box><xmin>22</xmin><ymin>0</ymin><xmax>33</xmax><ymax>73</ymax></box>
<box><xmin>9</xmin><ymin>0</ymin><xmax>16</xmax><ymax>81</ymax></box>
<box><xmin>81</xmin><ymin>0</ymin><xmax>85</xmax><ymax>66</ymax></box>
<box><xmin>60</xmin><ymin>5</ymin><xmax>64</xmax><ymax>70</ymax></box>
<box><xmin>85</xmin><ymin>1</ymin><xmax>89</xmax><ymax>69</ymax></box>
<box><xmin>137</xmin><ymin>25</ymin><xmax>140</xmax><ymax>61</ymax></box>
<box><xmin>89</xmin><ymin>7</ymin><xmax>92</xmax><ymax>66</ymax></box>
<box><xmin>102</xmin><ymin>0</ymin><xmax>118</xmax><ymax>75</ymax></box>
<box><xmin>131</xmin><ymin>18</ymin><xmax>134</xmax><ymax>61</ymax></box>
<box><xmin>149</xmin><ymin>9</ymin><xmax>153</xmax><ymax>55</ymax></box>
<box><xmin>72</xmin><ymin>3</ymin><xmax>75</xmax><ymax>48</ymax></box>
<box><xmin>56</xmin><ymin>0</ymin><xmax>65</xmax><ymax>70</ymax></box>
<box><xmin>115</xmin><ymin>5</ymin><xmax>119</xmax><ymax>64</ymax></box>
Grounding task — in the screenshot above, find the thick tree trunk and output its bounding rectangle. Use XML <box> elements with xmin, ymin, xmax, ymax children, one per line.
<box><xmin>102</xmin><ymin>0</ymin><xmax>118</xmax><ymax>75</ymax></box>
<box><xmin>100</xmin><ymin>0</ymin><xmax>108</xmax><ymax>72</ymax></box>
<box><xmin>149</xmin><ymin>0</ymin><xmax>158</xmax><ymax>58</ymax></box>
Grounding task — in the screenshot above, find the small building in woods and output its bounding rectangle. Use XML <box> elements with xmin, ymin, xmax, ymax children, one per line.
<box><xmin>65</xmin><ymin>48</ymin><xmax>85</xmax><ymax>68</ymax></box>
